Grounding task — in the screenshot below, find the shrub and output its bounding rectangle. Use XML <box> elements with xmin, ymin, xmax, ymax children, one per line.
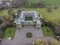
<box><xmin>47</xmin><ymin>7</ymin><xmax>52</xmax><ymax>12</ymax></box>
<box><xmin>7</xmin><ymin>22</ymin><xmax>16</xmax><ymax>27</ymax></box>
<box><xmin>0</xmin><ymin>21</ymin><xmax>15</xmax><ymax>33</ymax></box>
<box><xmin>34</xmin><ymin>39</ymin><xmax>44</xmax><ymax>45</ymax></box>
<box><xmin>0</xmin><ymin>16</ymin><xmax>6</xmax><ymax>22</ymax></box>
<box><xmin>6</xmin><ymin>22</ymin><xmax>12</xmax><ymax>27</ymax></box>
<box><xmin>26</xmin><ymin>32</ymin><xmax>32</xmax><ymax>38</ymax></box>
<box><xmin>46</xmin><ymin>22</ymin><xmax>52</xmax><ymax>26</ymax></box>
<box><xmin>41</xmin><ymin>19</ymin><xmax>52</xmax><ymax>26</ymax></box>
<box><xmin>18</xmin><ymin>8</ymin><xmax>25</xmax><ymax>13</ymax></box>
<box><xmin>8</xmin><ymin>18</ymin><xmax>14</xmax><ymax>23</ymax></box>
<box><xmin>54</xmin><ymin>6</ymin><xmax>58</xmax><ymax>9</ymax></box>
<box><xmin>54</xmin><ymin>24</ymin><xmax>60</xmax><ymax>34</ymax></box>
<box><xmin>1</xmin><ymin>22</ymin><xmax>8</xmax><ymax>29</ymax></box>
<box><xmin>11</xmin><ymin>13</ymin><xmax>15</xmax><ymax>18</ymax></box>
<box><xmin>11</xmin><ymin>23</ymin><xmax>16</xmax><ymax>27</ymax></box>
<box><xmin>50</xmin><ymin>39</ymin><xmax>60</xmax><ymax>45</ymax></box>
<box><xmin>0</xmin><ymin>22</ymin><xmax>8</xmax><ymax>32</ymax></box>
<box><xmin>34</xmin><ymin>39</ymin><xmax>49</xmax><ymax>45</ymax></box>
<box><xmin>41</xmin><ymin>19</ymin><xmax>47</xmax><ymax>26</ymax></box>
<box><xmin>44</xmin><ymin>40</ymin><xmax>49</xmax><ymax>45</ymax></box>
<box><xmin>5</xmin><ymin>16</ymin><xmax>14</xmax><ymax>23</ymax></box>
<box><xmin>46</xmin><ymin>22</ymin><xmax>55</xmax><ymax>29</ymax></box>
<box><xmin>41</xmin><ymin>19</ymin><xmax>54</xmax><ymax>28</ymax></box>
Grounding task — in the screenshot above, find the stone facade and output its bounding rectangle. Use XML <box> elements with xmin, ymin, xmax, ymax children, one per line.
<box><xmin>36</xmin><ymin>24</ymin><xmax>41</xmax><ymax>29</ymax></box>
<box><xmin>15</xmin><ymin>11</ymin><xmax>41</xmax><ymax>29</ymax></box>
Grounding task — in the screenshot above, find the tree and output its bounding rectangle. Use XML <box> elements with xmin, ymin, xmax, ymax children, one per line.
<box><xmin>44</xmin><ymin>40</ymin><xmax>49</xmax><ymax>45</ymax></box>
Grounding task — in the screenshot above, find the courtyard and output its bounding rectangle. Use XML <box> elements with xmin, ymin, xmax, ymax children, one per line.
<box><xmin>1</xmin><ymin>26</ymin><xmax>53</xmax><ymax>45</ymax></box>
<box><xmin>0</xmin><ymin>0</ymin><xmax>60</xmax><ymax>45</ymax></box>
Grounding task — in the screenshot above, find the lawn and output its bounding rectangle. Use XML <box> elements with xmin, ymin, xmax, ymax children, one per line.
<box><xmin>0</xmin><ymin>9</ymin><xmax>11</xmax><ymax>18</ymax></box>
<box><xmin>0</xmin><ymin>9</ymin><xmax>14</xmax><ymax>21</ymax></box>
<box><xmin>4</xmin><ymin>27</ymin><xmax>16</xmax><ymax>38</ymax></box>
<box><xmin>26</xmin><ymin>0</ymin><xmax>40</xmax><ymax>4</ymax></box>
<box><xmin>45</xmin><ymin>0</ymin><xmax>60</xmax><ymax>6</ymax></box>
<box><xmin>24</xmin><ymin>8</ymin><xmax>60</xmax><ymax>24</ymax></box>
<box><xmin>26</xmin><ymin>0</ymin><xmax>60</xmax><ymax>6</ymax></box>
<box><xmin>42</xmin><ymin>26</ymin><xmax>55</xmax><ymax>36</ymax></box>
<box><xmin>0</xmin><ymin>8</ymin><xmax>18</xmax><ymax>18</ymax></box>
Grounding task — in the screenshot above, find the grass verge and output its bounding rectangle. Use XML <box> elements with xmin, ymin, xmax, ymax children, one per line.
<box><xmin>42</xmin><ymin>26</ymin><xmax>55</xmax><ymax>36</ymax></box>
<box><xmin>4</xmin><ymin>27</ymin><xmax>16</xmax><ymax>38</ymax></box>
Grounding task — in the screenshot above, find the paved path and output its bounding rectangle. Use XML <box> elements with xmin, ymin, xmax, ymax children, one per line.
<box><xmin>1</xmin><ymin>26</ymin><xmax>53</xmax><ymax>45</ymax></box>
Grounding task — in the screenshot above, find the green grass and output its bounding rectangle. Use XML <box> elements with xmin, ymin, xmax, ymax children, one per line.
<box><xmin>42</xmin><ymin>26</ymin><xmax>55</xmax><ymax>36</ymax></box>
<box><xmin>25</xmin><ymin>16</ymin><xmax>33</xmax><ymax>21</ymax></box>
<box><xmin>45</xmin><ymin>0</ymin><xmax>60</xmax><ymax>6</ymax></box>
<box><xmin>0</xmin><ymin>9</ymin><xmax>11</xmax><ymax>17</ymax></box>
<box><xmin>24</xmin><ymin>8</ymin><xmax>60</xmax><ymax>24</ymax></box>
<box><xmin>4</xmin><ymin>27</ymin><xmax>16</xmax><ymax>38</ymax></box>
<box><xmin>26</xmin><ymin>0</ymin><xmax>60</xmax><ymax>6</ymax></box>
<box><xmin>0</xmin><ymin>9</ymin><xmax>13</xmax><ymax>20</ymax></box>
<box><xmin>26</xmin><ymin>0</ymin><xmax>40</xmax><ymax>4</ymax></box>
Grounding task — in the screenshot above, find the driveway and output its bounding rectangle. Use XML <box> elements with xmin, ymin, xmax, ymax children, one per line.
<box><xmin>1</xmin><ymin>26</ymin><xmax>53</xmax><ymax>45</ymax></box>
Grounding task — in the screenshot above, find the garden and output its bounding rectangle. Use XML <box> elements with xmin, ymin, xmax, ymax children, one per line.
<box><xmin>4</xmin><ymin>27</ymin><xmax>16</xmax><ymax>38</ymax></box>
<box><xmin>42</xmin><ymin>26</ymin><xmax>55</xmax><ymax>36</ymax></box>
<box><xmin>0</xmin><ymin>0</ymin><xmax>60</xmax><ymax>45</ymax></box>
<box><xmin>0</xmin><ymin>8</ymin><xmax>16</xmax><ymax>39</ymax></box>
<box><xmin>0</xmin><ymin>7</ymin><xmax>60</xmax><ymax>38</ymax></box>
